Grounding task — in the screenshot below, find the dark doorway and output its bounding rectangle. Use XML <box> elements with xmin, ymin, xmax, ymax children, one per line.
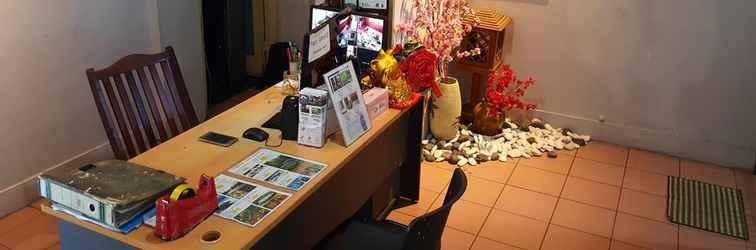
<box><xmin>202</xmin><ymin>0</ymin><xmax>251</xmax><ymax>107</ymax></box>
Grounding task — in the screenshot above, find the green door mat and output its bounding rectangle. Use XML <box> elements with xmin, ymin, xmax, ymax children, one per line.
<box><xmin>668</xmin><ymin>176</ymin><xmax>749</xmax><ymax>240</ymax></box>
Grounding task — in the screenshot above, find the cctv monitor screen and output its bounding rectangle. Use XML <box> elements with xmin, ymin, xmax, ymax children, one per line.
<box><xmin>310</xmin><ymin>6</ymin><xmax>387</xmax><ymax>73</ymax></box>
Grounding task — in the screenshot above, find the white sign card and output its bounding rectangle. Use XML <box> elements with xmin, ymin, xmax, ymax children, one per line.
<box><xmin>323</xmin><ymin>62</ymin><xmax>372</xmax><ymax>146</ymax></box>
<box><xmin>308</xmin><ymin>25</ymin><xmax>331</xmax><ymax>63</ymax></box>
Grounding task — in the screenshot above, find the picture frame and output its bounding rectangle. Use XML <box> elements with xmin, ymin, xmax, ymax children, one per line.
<box><xmin>323</xmin><ymin>61</ymin><xmax>372</xmax><ymax>146</ymax></box>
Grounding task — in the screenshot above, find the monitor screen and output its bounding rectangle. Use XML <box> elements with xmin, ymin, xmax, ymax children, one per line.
<box><xmin>308</xmin><ymin>6</ymin><xmax>387</xmax><ymax>77</ymax></box>
<box><xmin>333</xmin><ymin>13</ymin><xmax>385</xmax><ymax>73</ymax></box>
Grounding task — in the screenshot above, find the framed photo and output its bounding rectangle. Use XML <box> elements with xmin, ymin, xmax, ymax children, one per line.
<box><xmin>323</xmin><ymin>62</ymin><xmax>372</xmax><ymax>146</ymax></box>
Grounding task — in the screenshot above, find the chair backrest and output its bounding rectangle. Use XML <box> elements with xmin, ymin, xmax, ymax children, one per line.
<box><xmin>87</xmin><ymin>46</ymin><xmax>198</xmax><ymax>160</ymax></box>
<box><xmin>402</xmin><ymin>168</ymin><xmax>468</xmax><ymax>250</ymax></box>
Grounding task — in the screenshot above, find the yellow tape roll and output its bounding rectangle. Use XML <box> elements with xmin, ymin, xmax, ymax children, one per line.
<box><xmin>169</xmin><ymin>184</ymin><xmax>195</xmax><ymax>201</ymax></box>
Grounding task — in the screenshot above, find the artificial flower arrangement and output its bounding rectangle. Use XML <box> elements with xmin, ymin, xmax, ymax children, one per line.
<box><xmin>398</xmin><ymin>0</ymin><xmax>480</xmax><ymax>96</ymax></box>
<box><xmin>359</xmin><ymin>0</ymin><xmax>480</xmax><ymax>111</ymax></box>
<box><xmin>471</xmin><ymin>64</ymin><xmax>537</xmax><ymax>135</ymax></box>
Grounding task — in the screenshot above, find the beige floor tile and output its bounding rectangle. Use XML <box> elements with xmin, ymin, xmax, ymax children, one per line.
<box><xmin>610</xmin><ymin>240</ymin><xmax>649</xmax><ymax>250</ymax></box>
<box><xmin>386</xmin><ymin>211</ymin><xmax>414</xmax><ymax>226</ymax></box>
<box><xmin>613</xmin><ymin>213</ymin><xmax>678</xmax><ymax>250</ymax></box>
<box><xmin>551</xmin><ymin>199</ymin><xmax>615</xmax><ymax>238</ymax></box>
<box><xmin>508</xmin><ymin>166</ymin><xmax>566</xmax><ymax>196</ymax></box>
<box><xmin>421</xmin><ymin>164</ymin><xmax>453</xmax><ymax>192</ymax></box>
<box><xmin>440</xmin><ymin>227</ymin><xmax>476</xmax><ymax>250</ymax></box>
<box><xmin>436</xmin><ymin>199</ymin><xmax>491</xmax><ymax>234</ymax></box>
<box><xmin>479</xmin><ymin>210</ymin><xmax>548</xmax><ymax>250</ymax></box>
<box><xmin>443</xmin><ymin>175</ymin><xmax>504</xmax><ymax>207</ymax></box>
<box><xmin>618</xmin><ymin>189</ymin><xmax>669</xmax><ymax>223</ymax></box>
<box><xmin>518</xmin><ymin>151</ymin><xmax>574</xmax><ymax>175</ymax></box>
<box><xmin>0</xmin><ymin>244</ymin><xmax>8</xmax><ymax>250</ymax></box>
<box><xmin>622</xmin><ymin>168</ymin><xmax>668</xmax><ymax>196</ymax></box>
<box><xmin>46</xmin><ymin>243</ymin><xmax>61</xmax><ymax>250</ymax></box>
<box><xmin>577</xmin><ymin>142</ymin><xmax>629</xmax><ymax>166</ymax></box>
<box><xmin>0</xmin><ymin>214</ymin><xmax>59</xmax><ymax>250</ymax></box>
<box><xmin>394</xmin><ymin>188</ymin><xmax>440</xmax><ymax>217</ymax></box>
<box><xmin>679</xmin><ymin>227</ymin><xmax>747</xmax><ymax>250</ymax></box>
<box><xmin>471</xmin><ymin>237</ymin><xmax>523</xmax><ymax>250</ymax></box>
<box><xmin>570</xmin><ymin>158</ymin><xmax>625</xmax><ymax>186</ymax></box>
<box><xmin>0</xmin><ymin>207</ymin><xmax>44</xmax><ymax>236</ymax></box>
<box><xmin>627</xmin><ymin>149</ymin><xmax>679</xmax><ymax>176</ymax></box>
<box><xmin>680</xmin><ymin>159</ymin><xmax>737</xmax><ymax>188</ymax></box>
<box><xmin>495</xmin><ymin>185</ymin><xmax>558</xmax><ymax>222</ymax></box>
<box><xmin>541</xmin><ymin>224</ymin><xmax>611</xmax><ymax>250</ymax></box>
<box><xmin>426</xmin><ymin>161</ymin><xmax>459</xmax><ymax>172</ymax></box>
<box><xmin>466</xmin><ymin>161</ymin><xmax>516</xmax><ymax>184</ymax></box>
<box><xmin>561</xmin><ymin>177</ymin><xmax>620</xmax><ymax>210</ymax></box>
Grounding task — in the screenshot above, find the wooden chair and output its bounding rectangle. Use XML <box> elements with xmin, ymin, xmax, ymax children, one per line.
<box><xmin>87</xmin><ymin>46</ymin><xmax>198</xmax><ymax>160</ymax></box>
<box><xmin>317</xmin><ymin>168</ymin><xmax>468</xmax><ymax>250</ymax></box>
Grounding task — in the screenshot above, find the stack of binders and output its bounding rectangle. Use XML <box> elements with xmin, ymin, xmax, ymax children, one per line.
<box><xmin>39</xmin><ymin>160</ymin><xmax>184</xmax><ymax>233</ymax></box>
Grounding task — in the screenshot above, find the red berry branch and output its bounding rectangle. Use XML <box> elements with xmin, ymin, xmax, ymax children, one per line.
<box><xmin>484</xmin><ymin>64</ymin><xmax>537</xmax><ymax>118</ymax></box>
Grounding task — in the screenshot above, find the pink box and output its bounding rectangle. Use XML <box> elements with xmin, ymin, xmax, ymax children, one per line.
<box><xmin>363</xmin><ymin>87</ymin><xmax>388</xmax><ymax>121</ymax></box>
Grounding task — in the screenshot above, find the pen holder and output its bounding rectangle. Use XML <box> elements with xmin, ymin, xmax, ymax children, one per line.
<box><xmin>154</xmin><ymin>175</ymin><xmax>218</xmax><ymax>241</ymax></box>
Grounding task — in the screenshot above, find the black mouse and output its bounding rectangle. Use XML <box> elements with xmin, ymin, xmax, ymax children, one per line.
<box><xmin>243</xmin><ymin>127</ymin><xmax>269</xmax><ymax>142</ymax></box>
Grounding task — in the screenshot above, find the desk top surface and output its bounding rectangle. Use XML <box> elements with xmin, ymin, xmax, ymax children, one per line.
<box><xmin>42</xmin><ymin>86</ymin><xmax>409</xmax><ymax>250</ymax></box>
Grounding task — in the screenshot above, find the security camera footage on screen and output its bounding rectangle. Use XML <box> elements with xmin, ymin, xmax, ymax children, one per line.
<box><xmin>311</xmin><ymin>7</ymin><xmax>385</xmax><ymax>71</ymax></box>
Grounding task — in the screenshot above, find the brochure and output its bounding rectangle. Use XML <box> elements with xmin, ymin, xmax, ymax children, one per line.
<box><xmin>323</xmin><ymin>62</ymin><xmax>372</xmax><ymax>145</ymax></box>
<box><xmin>228</xmin><ymin>148</ymin><xmax>327</xmax><ymax>191</ymax></box>
<box><xmin>213</xmin><ymin>174</ymin><xmax>291</xmax><ymax>227</ymax></box>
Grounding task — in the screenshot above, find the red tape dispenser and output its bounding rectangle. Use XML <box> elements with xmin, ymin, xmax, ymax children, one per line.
<box><xmin>154</xmin><ymin>174</ymin><xmax>218</xmax><ymax>241</ymax></box>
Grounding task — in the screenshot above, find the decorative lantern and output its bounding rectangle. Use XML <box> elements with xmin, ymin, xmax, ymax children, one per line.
<box><xmin>454</xmin><ymin>9</ymin><xmax>512</xmax><ymax>124</ymax></box>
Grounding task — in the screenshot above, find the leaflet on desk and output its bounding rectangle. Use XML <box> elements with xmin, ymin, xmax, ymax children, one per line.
<box><xmin>226</xmin><ymin>148</ymin><xmax>327</xmax><ymax>192</ymax></box>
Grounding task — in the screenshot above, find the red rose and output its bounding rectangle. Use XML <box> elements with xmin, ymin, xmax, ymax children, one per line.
<box><xmin>400</xmin><ymin>49</ymin><xmax>441</xmax><ymax>97</ymax></box>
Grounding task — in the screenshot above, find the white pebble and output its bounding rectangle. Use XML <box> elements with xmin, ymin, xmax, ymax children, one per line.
<box><xmin>457</xmin><ymin>158</ymin><xmax>469</xmax><ymax>166</ymax></box>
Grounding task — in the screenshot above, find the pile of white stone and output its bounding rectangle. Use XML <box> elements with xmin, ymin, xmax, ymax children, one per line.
<box><xmin>422</xmin><ymin>118</ymin><xmax>592</xmax><ymax>167</ymax></box>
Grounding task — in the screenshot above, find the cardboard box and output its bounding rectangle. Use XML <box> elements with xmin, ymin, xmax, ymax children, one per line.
<box><xmin>363</xmin><ymin>87</ymin><xmax>388</xmax><ymax>121</ymax></box>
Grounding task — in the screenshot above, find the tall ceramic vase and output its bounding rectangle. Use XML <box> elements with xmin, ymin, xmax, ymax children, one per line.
<box><xmin>429</xmin><ymin>77</ymin><xmax>462</xmax><ymax>140</ymax></box>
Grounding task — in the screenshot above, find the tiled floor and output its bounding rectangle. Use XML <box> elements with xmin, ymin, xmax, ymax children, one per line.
<box><xmin>0</xmin><ymin>200</ymin><xmax>59</xmax><ymax>250</ymax></box>
<box><xmin>387</xmin><ymin>142</ymin><xmax>756</xmax><ymax>250</ymax></box>
<box><xmin>0</xmin><ymin>142</ymin><xmax>754</xmax><ymax>250</ymax></box>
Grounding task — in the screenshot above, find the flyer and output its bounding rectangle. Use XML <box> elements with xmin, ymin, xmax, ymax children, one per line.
<box><xmin>308</xmin><ymin>25</ymin><xmax>331</xmax><ymax>63</ymax></box>
<box><xmin>213</xmin><ymin>175</ymin><xmax>291</xmax><ymax>227</ymax></box>
<box><xmin>228</xmin><ymin>148</ymin><xmax>327</xmax><ymax>191</ymax></box>
<box><xmin>323</xmin><ymin>62</ymin><xmax>372</xmax><ymax>146</ymax></box>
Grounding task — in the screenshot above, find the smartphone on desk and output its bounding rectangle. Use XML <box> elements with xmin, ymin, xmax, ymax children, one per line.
<box><xmin>199</xmin><ymin>132</ymin><xmax>238</xmax><ymax>147</ymax></box>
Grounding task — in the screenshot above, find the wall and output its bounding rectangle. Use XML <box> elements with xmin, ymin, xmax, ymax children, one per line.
<box><xmin>278</xmin><ymin>0</ymin><xmax>311</xmax><ymax>45</ymax></box>
<box><xmin>467</xmin><ymin>0</ymin><xmax>756</xmax><ymax>169</ymax></box>
<box><xmin>0</xmin><ymin>0</ymin><xmax>208</xmax><ymax>217</ymax></box>
<box><xmin>0</xmin><ymin>0</ymin><xmax>162</xmax><ymax>216</ymax></box>
<box><xmin>157</xmin><ymin>0</ymin><xmax>207</xmax><ymax>119</ymax></box>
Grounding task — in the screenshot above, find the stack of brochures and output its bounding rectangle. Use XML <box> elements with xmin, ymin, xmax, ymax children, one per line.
<box><xmin>39</xmin><ymin>160</ymin><xmax>184</xmax><ymax>233</ymax></box>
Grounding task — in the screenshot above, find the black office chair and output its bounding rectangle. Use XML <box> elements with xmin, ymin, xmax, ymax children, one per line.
<box><xmin>318</xmin><ymin>168</ymin><xmax>468</xmax><ymax>250</ymax></box>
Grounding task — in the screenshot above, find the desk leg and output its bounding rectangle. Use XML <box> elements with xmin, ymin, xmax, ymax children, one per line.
<box><xmin>57</xmin><ymin>220</ymin><xmax>137</xmax><ymax>250</ymax></box>
<box><xmin>399</xmin><ymin>99</ymin><xmax>423</xmax><ymax>201</ymax></box>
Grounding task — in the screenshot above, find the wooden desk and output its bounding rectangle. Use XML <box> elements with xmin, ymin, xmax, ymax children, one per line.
<box><xmin>43</xmin><ymin>86</ymin><xmax>423</xmax><ymax>250</ymax></box>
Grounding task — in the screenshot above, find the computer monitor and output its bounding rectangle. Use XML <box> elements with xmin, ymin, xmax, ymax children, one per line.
<box><xmin>309</xmin><ymin>6</ymin><xmax>388</xmax><ymax>74</ymax></box>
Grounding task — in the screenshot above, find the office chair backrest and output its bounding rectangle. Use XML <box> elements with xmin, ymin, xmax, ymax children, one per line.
<box><xmin>87</xmin><ymin>46</ymin><xmax>198</xmax><ymax>160</ymax></box>
<box><xmin>403</xmin><ymin>168</ymin><xmax>467</xmax><ymax>250</ymax></box>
